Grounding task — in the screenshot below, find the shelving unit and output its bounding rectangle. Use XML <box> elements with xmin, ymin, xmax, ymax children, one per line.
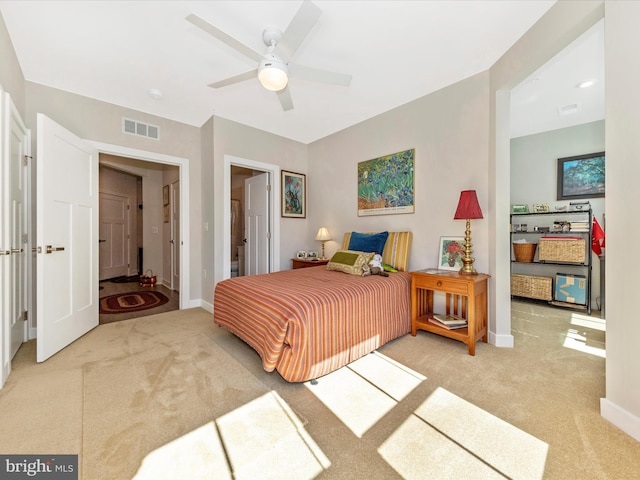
<box><xmin>510</xmin><ymin>209</ymin><xmax>592</xmax><ymax>314</ymax></box>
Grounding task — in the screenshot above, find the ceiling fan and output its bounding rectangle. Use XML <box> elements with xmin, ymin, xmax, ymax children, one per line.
<box><xmin>186</xmin><ymin>0</ymin><xmax>352</xmax><ymax>111</ymax></box>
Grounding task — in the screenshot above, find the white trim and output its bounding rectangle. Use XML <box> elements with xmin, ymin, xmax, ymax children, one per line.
<box><xmin>87</xmin><ymin>141</ymin><xmax>191</xmax><ymax>309</ymax></box>
<box><xmin>600</xmin><ymin>397</ymin><xmax>640</xmax><ymax>442</ymax></box>
<box><xmin>223</xmin><ymin>155</ymin><xmax>280</xmax><ymax>280</ymax></box>
<box><xmin>200</xmin><ymin>299</ymin><xmax>213</xmax><ymax>314</ymax></box>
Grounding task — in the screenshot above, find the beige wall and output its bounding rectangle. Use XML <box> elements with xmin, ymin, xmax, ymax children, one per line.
<box><xmin>308</xmin><ymin>71</ymin><xmax>490</xmax><ymax>273</ymax></box>
<box><xmin>24</xmin><ymin>82</ymin><xmax>203</xmax><ymax>306</ymax></box>
<box><xmin>602</xmin><ymin>0</ymin><xmax>640</xmax><ymax>440</ymax></box>
<box><xmin>205</xmin><ymin>116</ymin><xmax>308</xmax><ymax>299</ymax></box>
<box><xmin>0</xmin><ymin>11</ymin><xmax>24</xmax><ymax>116</ymax></box>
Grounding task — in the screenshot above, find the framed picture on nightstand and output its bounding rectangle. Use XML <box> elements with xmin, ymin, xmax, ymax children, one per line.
<box><xmin>438</xmin><ymin>237</ymin><xmax>464</xmax><ymax>271</ymax></box>
<box><xmin>296</xmin><ymin>250</ymin><xmax>307</xmax><ymax>259</ymax></box>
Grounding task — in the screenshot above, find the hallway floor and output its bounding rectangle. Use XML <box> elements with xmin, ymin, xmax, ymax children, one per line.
<box><xmin>99</xmin><ymin>277</ymin><xmax>180</xmax><ymax>324</ymax></box>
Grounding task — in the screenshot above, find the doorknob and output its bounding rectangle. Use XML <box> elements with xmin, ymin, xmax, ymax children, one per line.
<box><xmin>11</xmin><ymin>248</ymin><xmax>23</xmax><ymax>254</ymax></box>
<box><xmin>0</xmin><ymin>250</ymin><xmax>9</xmax><ymax>256</ymax></box>
<box><xmin>45</xmin><ymin>245</ymin><xmax>65</xmax><ymax>254</ymax></box>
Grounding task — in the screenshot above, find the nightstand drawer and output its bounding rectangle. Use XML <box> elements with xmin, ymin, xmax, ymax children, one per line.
<box><xmin>412</xmin><ymin>274</ymin><xmax>470</xmax><ymax>295</ymax></box>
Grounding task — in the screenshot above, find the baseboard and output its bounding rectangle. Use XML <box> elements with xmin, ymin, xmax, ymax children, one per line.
<box><xmin>600</xmin><ymin>397</ymin><xmax>640</xmax><ymax>442</ymax></box>
<box><xmin>199</xmin><ymin>299</ymin><xmax>213</xmax><ymax>313</ymax></box>
<box><xmin>489</xmin><ymin>331</ymin><xmax>514</xmax><ymax>348</ymax></box>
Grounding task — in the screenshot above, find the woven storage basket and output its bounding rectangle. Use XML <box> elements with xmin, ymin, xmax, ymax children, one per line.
<box><xmin>511</xmin><ymin>274</ymin><xmax>553</xmax><ymax>301</ymax></box>
<box><xmin>538</xmin><ymin>238</ymin><xmax>586</xmax><ymax>263</ymax></box>
<box><xmin>512</xmin><ymin>243</ymin><xmax>537</xmax><ymax>262</ymax></box>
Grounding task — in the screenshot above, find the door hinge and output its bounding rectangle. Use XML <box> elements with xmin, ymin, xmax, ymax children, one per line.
<box><xmin>267</xmin><ymin>184</ymin><xmax>271</xmax><ymax>192</ymax></box>
<box><xmin>267</xmin><ymin>231</ymin><xmax>271</xmax><ymax>239</ymax></box>
<box><xmin>127</xmin><ymin>205</ymin><xmax>130</xmax><ymax>210</ymax></box>
<box><xmin>24</xmin><ymin>155</ymin><xmax>32</xmax><ymax>166</ymax></box>
<box><xmin>24</xmin><ymin>310</ymin><xmax>28</xmax><ymax>321</ymax></box>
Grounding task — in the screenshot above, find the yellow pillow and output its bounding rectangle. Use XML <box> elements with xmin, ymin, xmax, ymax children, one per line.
<box><xmin>326</xmin><ymin>250</ymin><xmax>374</xmax><ymax>276</ymax></box>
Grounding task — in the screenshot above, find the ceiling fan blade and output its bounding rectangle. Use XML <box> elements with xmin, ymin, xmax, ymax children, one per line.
<box><xmin>291</xmin><ymin>64</ymin><xmax>352</xmax><ymax>87</ymax></box>
<box><xmin>186</xmin><ymin>13</ymin><xmax>263</xmax><ymax>63</ymax></box>
<box><xmin>276</xmin><ymin>87</ymin><xmax>294</xmax><ymax>111</ymax></box>
<box><xmin>275</xmin><ymin>1</ymin><xmax>322</xmax><ymax>62</ymax></box>
<box><xmin>208</xmin><ymin>69</ymin><xmax>257</xmax><ymax>89</ymax></box>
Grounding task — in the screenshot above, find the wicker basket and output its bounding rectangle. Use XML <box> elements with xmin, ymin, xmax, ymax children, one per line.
<box><xmin>511</xmin><ymin>274</ymin><xmax>553</xmax><ymax>301</ymax></box>
<box><xmin>513</xmin><ymin>243</ymin><xmax>537</xmax><ymax>262</ymax></box>
<box><xmin>139</xmin><ymin>269</ymin><xmax>157</xmax><ymax>287</ymax></box>
<box><xmin>538</xmin><ymin>238</ymin><xmax>586</xmax><ymax>263</ymax></box>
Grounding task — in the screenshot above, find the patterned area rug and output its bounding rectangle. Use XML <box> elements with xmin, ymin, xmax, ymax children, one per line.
<box><xmin>100</xmin><ymin>291</ymin><xmax>169</xmax><ymax>314</ymax></box>
<box><xmin>110</xmin><ymin>275</ymin><xmax>141</xmax><ymax>283</ymax></box>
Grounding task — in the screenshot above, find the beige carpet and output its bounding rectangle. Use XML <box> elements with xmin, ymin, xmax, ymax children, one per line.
<box><xmin>1</xmin><ymin>301</ymin><xmax>639</xmax><ymax>479</ymax></box>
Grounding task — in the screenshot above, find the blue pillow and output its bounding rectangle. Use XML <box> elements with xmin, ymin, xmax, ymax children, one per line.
<box><xmin>348</xmin><ymin>231</ymin><xmax>389</xmax><ymax>255</ymax></box>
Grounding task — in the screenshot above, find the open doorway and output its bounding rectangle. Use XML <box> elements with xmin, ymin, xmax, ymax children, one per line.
<box><xmin>96</xmin><ymin>152</ymin><xmax>183</xmax><ymax>323</ymax></box>
<box><xmin>223</xmin><ymin>155</ymin><xmax>280</xmax><ymax>281</ymax></box>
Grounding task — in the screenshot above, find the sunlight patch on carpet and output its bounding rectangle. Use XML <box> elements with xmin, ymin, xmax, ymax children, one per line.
<box><xmin>217</xmin><ymin>391</ymin><xmax>330</xmax><ymax>479</ymax></box>
<box><xmin>133</xmin><ymin>423</ymin><xmax>231</xmax><ymax>479</ymax></box>
<box><xmin>379</xmin><ymin>387</ymin><xmax>548</xmax><ymax>479</ymax></box>
<box><xmin>563</xmin><ymin>329</ymin><xmax>606</xmax><ymax>358</ymax></box>
<box><xmin>304</xmin><ymin>352</ymin><xmax>424</xmax><ymax>438</ymax></box>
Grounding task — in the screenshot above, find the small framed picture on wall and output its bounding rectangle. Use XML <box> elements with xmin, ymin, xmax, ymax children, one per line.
<box><xmin>281</xmin><ymin>171</ymin><xmax>306</xmax><ymax>218</ymax></box>
<box><xmin>163</xmin><ymin>185</ymin><xmax>170</xmax><ymax>206</ymax></box>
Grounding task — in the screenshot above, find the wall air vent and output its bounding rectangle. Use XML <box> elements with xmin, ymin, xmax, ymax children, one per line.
<box><xmin>557</xmin><ymin>103</ymin><xmax>580</xmax><ymax>116</ymax></box>
<box><xmin>122</xmin><ymin>117</ymin><xmax>160</xmax><ymax>140</ymax></box>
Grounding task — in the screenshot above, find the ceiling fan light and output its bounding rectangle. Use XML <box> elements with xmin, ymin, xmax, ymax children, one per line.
<box><xmin>258</xmin><ymin>57</ymin><xmax>289</xmax><ymax>91</ymax></box>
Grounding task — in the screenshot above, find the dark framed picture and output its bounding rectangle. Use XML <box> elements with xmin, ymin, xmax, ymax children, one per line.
<box><xmin>557</xmin><ymin>152</ymin><xmax>605</xmax><ymax>200</ymax></box>
<box><xmin>281</xmin><ymin>170</ymin><xmax>306</xmax><ymax>218</ymax></box>
<box><xmin>163</xmin><ymin>185</ymin><xmax>170</xmax><ymax>205</ymax></box>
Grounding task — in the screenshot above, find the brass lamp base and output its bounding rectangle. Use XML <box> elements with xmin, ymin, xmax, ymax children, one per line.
<box><xmin>459</xmin><ymin>218</ymin><xmax>478</xmax><ymax>275</ymax></box>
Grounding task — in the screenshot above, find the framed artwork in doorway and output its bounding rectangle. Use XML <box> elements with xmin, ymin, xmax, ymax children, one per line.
<box><xmin>557</xmin><ymin>151</ymin><xmax>605</xmax><ymax>200</ymax></box>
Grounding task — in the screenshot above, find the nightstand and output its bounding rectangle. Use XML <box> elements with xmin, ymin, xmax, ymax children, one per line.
<box><xmin>410</xmin><ymin>269</ymin><xmax>490</xmax><ymax>355</ymax></box>
<box><xmin>291</xmin><ymin>258</ymin><xmax>330</xmax><ymax>269</ymax></box>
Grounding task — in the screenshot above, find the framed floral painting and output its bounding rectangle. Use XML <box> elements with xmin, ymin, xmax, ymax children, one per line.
<box><xmin>438</xmin><ymin>237</ymin><xmax>464</xmax><ymax>271</ymax></box>
<box><xmin>281</xmin><ymin>170</ymin><xmax>306</xmax><ymax>218</ymax></box>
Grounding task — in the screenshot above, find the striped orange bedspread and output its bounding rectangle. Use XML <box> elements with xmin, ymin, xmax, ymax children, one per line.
<box><xmin>213</xmin><ymin>267</ymin><xmax>412</xmax><ymax>382</ymax></box>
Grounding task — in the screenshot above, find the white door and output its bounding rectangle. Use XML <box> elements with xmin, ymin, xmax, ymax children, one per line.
<box><xmin>171</xmin><ymin>181</ymin><xmax>180</xmax><ymax>291</ymax></box>
<box><xmin>36</xmin><ymin>114</ymin><xmax>98</xmax><ymax>362</ymax></box>
<box><xmin>99</xmin><ymin>192</ymin><xmax>129</xmax><ymax>280</ymax></box>
<box><xmin>7</xmin><ymin>98</ymin><xmax>29</xmax><ymax>359</ymax></box>
<box><xmin>244</xmin><ymin>173</ymin><xmax>270</xmax><ymax>275</ymax></box>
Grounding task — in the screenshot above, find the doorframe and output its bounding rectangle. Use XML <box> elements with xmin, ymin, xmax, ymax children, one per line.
<box><xmin>88</xmin><ymin>141</ymin><xmax>191</xmax><ymax>309</ymax></box>
<box><xmin>223</xmin><ymin>155</ymin><xmax>280</xmax><ymax>280</ymax></box>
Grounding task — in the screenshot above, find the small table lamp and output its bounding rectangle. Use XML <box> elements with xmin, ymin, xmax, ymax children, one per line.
<box><xmin>315</xmin><ymin>227</ymin><xmax>331</xmax><ymax>259</ymax></box>
<box><xmin>453</xmin><ymin>190</ymin><xmax>484</xmax><ymax>275</ymax></box>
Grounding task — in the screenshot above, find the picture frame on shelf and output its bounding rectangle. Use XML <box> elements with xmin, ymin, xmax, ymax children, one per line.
<box><xmin>296</xmin><ymin>250</ymin><xmax>307</xmax><ymax>259</ymax></box>
<box><xmin>438</xmin><ymin>236</ymin><xmax>464</xmax><ymax>271</ymax></box>
<box><xmin>511</xmin><ymin>204</ymin><xmax>529</xmax><ymax>214</ymax></box>
<box><xmin>533</xmin><ymin>203</ymin><xmax>550</xmax><ymax>213</ymax></box>
<box><xmin>282</xmin><ymin>171</ymin><xmax>306</xmax><ymax>218</ymax></box>
<box><xmin>307</xmin><ymin>251</ymin><xmax>318</xmax><ymax>259</ymax></box>
<box><xmin>557</xmin><ymin>151</ymin><xmax>605</xmax><ymax>200</ymax></box>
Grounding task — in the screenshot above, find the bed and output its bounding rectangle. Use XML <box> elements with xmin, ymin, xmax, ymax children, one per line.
<box><xmin>213</xmin><ymin>231</ymin><xmax>412</xmax><ymax>382</ymax></box>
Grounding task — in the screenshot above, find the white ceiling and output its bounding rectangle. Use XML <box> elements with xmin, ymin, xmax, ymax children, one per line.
<box><xmin>0</xmin><ymin>1</ymin><xmax>603</xmax><ymax>144</ymax></box>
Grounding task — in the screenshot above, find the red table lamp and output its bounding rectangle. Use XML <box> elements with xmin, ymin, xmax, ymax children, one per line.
<box><xmin>453</xmin><ymin>190</ymin><xmax>484</xmax><ymax>275</ymax></box>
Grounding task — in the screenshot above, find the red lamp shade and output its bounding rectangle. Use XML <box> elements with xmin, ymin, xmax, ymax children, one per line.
<box><xmin>453</xmin><ymin>190</ymin><xmax>483</xmax><ymax>220</ymax></box>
